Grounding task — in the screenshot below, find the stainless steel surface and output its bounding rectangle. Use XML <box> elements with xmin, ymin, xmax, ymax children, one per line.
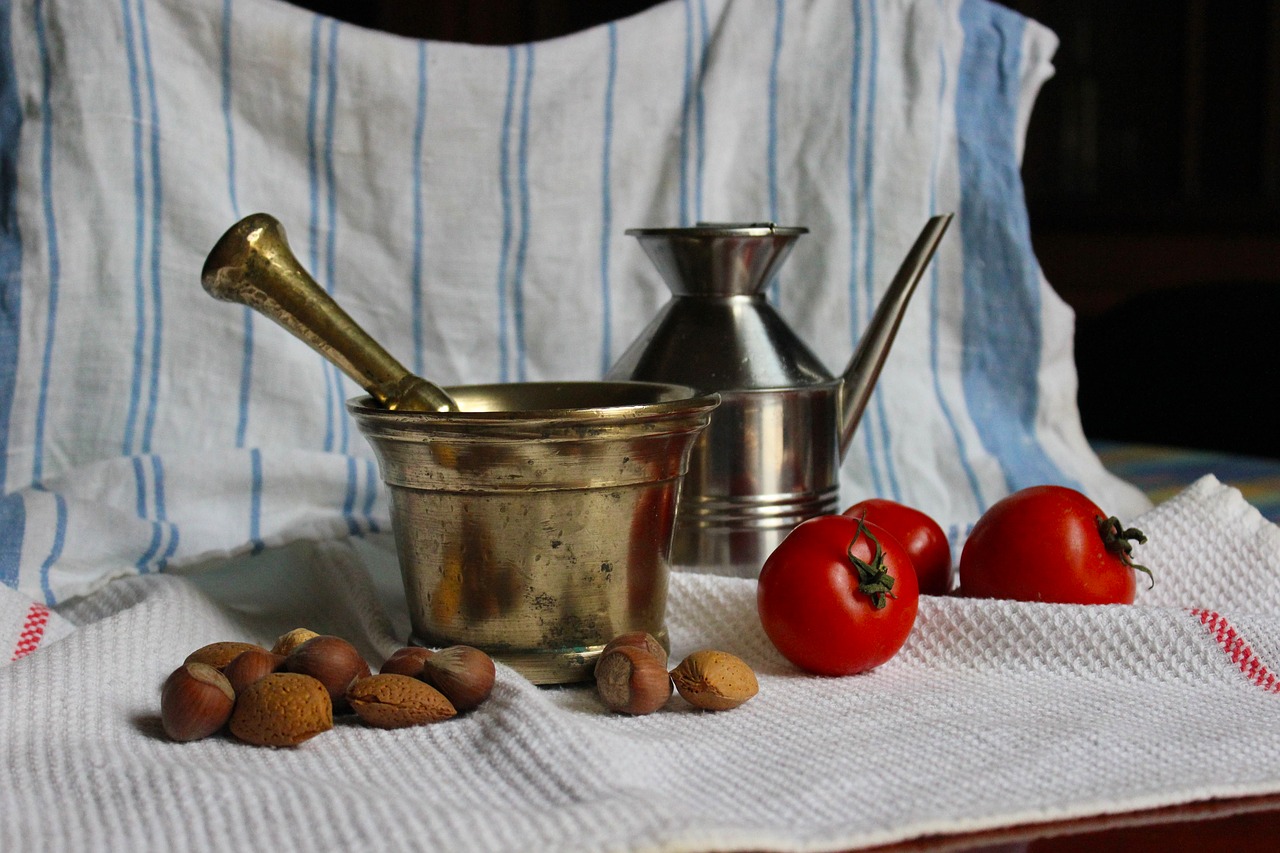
<box><xmin>671</xmin><ymin>386</ymin><xmax>840</xmax><ymax>572</ymax></box>
<box><xmin>608</xmin><ymin>216</ymin><xmax>952</xmax><ymax>575</ymax></box>
<box><xmin>350</xmin><ymin>382</ymin><xmax>718</xmax><ymax>684</ymax></box>
<box><xmin>202</xmin><ymin>213</ymin><xmax>458</xmax><ymax>413</ymax></box>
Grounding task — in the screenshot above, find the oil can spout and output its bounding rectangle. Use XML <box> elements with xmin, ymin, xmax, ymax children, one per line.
<box><xmin>837</xmin><ymin>213</ymin><xmax>953</xmax><ymax>459</ymax></box>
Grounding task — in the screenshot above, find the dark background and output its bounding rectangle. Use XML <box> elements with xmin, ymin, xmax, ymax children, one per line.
<box><xmin>289</xmin><ymin>0</ymin><xmax>1278</xmax><ymax>460</ymax></box>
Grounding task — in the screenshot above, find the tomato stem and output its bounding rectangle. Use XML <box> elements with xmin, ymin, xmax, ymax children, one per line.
<box><xmin>847</xmin><ymin>517</ymin><xmax>897</xmax><ymax>610</ymax></box>
<box><xmin>1096</xmin><ymin>515</ymin><xmax>1155</xmax><ymax>589</ymax></box>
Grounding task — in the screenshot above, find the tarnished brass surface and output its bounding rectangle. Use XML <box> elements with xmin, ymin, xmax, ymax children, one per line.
<box><xmin>350</xmin><ymin>383</ymin><xmax>717</xmax><ymax>684</ymax></box>
<box><xmin>201</xmin><ymin>213</ymin><xmax>719</xmax><ymax>682</ymax></box>
<box><xmin>201</xmin><ymin>213</ymin><xmax>457</xmax><ymax>413</ymax></box>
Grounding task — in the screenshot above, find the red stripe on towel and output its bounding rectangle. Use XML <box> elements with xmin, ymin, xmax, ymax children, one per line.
<box><xmin>10</xmin><ymin>602</ymin><xmax>51</xmax><ymax>661</ymax></box>
<box><xmin>1190</xmin><ymin>608</ymin><xmax>1280</xmax><ymax>693</ymax></box>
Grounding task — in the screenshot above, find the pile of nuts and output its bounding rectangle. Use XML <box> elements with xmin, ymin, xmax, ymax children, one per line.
<box><xmin>594</xmin><ymin>631</ymin><xmax>758</xmax><ymax>715</ymax></box>
<box><xmin>160</xmin><ymin>628</ymin><xmax>495</xmax><ymax>746</ymax></box>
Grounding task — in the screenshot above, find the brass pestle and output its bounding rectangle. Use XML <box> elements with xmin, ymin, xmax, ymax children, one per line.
<box><xmin>201</xmin><ymin>212</ymin><xmax>459</xmax><ymax>413</ymax></box>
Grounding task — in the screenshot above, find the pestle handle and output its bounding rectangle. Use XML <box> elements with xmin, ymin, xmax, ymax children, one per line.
<box><xmin>201</xmin><ymin>213</ymin><xmax>457</xmax><ymax>413</ymax></box>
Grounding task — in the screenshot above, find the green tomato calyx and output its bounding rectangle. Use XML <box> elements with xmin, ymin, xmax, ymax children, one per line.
<box><xmin>847</xmin><ymin>517</ymin><xmax>897</xmax><ymax>610</ymax></box>
<box><xmin>1097</xmin><ymin>515</ymin><xmax>1155</xmax><ymax>589</ymax></box>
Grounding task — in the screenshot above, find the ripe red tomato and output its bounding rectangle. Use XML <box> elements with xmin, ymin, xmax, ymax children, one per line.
<box><xmin>958</xmin><ymin>485</ymin><xmax>1153</xmax><ymax>605</ymax></box>
<box><xmin>757</xmin><ymin>514</ymin><xmax>919</xmax><ymax>676</ymax></box>
<box><xmin>842</xmin><ymin>498</ymin><xmax>952</xmax><ymax>595</ymax></box>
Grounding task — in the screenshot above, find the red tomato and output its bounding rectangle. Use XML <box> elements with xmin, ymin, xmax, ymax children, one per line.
<box><xmin>757</xmin><ymin>514</ymin><xmax>919</xmax><ymax>676</ymax></box>
<box><xmin>958</xmin><ymin>485</ymin><xmax>1153</xmax><ymax>605</ymax></box>
<box><xmin>842</xmin><ymin>498</ymin><xmax>952</xmax><ymax>595</ymax></box>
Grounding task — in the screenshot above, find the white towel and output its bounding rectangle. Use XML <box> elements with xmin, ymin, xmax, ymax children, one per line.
<box><xmin>0</xmin><ymin>0</ymin><xmax>1149</xmax><ymax>611</ymax></box>
<box><xmin>2</xmin><ymin>475</ymin><xmax>1278</xmax><ymax>852</ymax></box>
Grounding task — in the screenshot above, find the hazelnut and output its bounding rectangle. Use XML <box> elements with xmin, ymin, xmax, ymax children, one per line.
<box><xmin>223</xmin><ymin>648</ymin><xmax>286</xmax><ymax>695</ymax></box>
<box><xmin>670</xmin><ymin>649</ymin><xmax>758</xmax><ymax>711</ymax></box>
<box><xmin>594</xmin><ymin>645</ymin><xmax>672</xmax><ymax>715</ymax></box>
<box><xmin>271</xmin><ymin>628</ymin><xmax>320</xmax><ymax>657</ymax></box>
<box><xmin>284</xmin><ymin>635</ymin><xmax>370</xmax><ymax>712</ymax></box>
<box><xmin>184</xmin><ymin>641</ymin><xmax>269</xmax><ymax>671</ymax></box>
<box><xmin>420</xmin><ymin>645</ymin><xmax>495</xmax><ymax>711</ymax></box>
<box><xmin>347</xmin><ymin>674</ymin><xmax>457</xmax><ymax>729</ymax></box>
<box><xmin>160</xmin><ymin>662</ymin><xmax>236</xmax><ymax>742</ymax></box>
<box><xmin>229</xmin><ymin>672</ymin><xmax>333</xmax><ymax>747</ymax></box>
<box><xmin>599</xmin><ymin>631</ymin><xmax>668</xmax><ymax>670</ymax></box>
<box><xmin>379</xmin><ymin>646</ymin><xmax>435</xmax><ymax>677</ymax></box>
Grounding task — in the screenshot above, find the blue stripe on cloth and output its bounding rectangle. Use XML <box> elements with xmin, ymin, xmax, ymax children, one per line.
<box><xmin>363</xmin><ymin>458</ymin><xmax>379</xmax><ymax>533</ymax></box>
<box><xmin>859</xmin><ymin>0</ymin><xmax>903</xmax><ymax>502</ymax></box>
<box><xmin>0</xmin><ymin>494</ymin><xmax>23</xmax><ymax>589</ymax></box>
<box><xmin>249</xmin><ymin>447</ymin><xmax>265</xmax><ymax>554</ymax></box>
<box><xmin>120</xmin><ymin>0</ymin><xmax>147</xmax><ymax>459</ymax></box>
<box><xmin>512</xmin><ymin>44</ymin><xmax>534</xmax><ymax>382</ymax></box>
<box><xmin>39</xmin><ymin>490</ymin><xmax>65</xmax><ymax>605</ymax></box>
<box><xmin>322</xmin><ymin>19</ymin><xmax>348</xmax><ymax>455</ymax></box>
<box><xmin>222</xmin><ymin>0</ymin><xmax>256</xmax><ymax>452</ymax></box>
<box><xmin>927</xmin><ymin>41</ymin><xmax>986</xmax><ymax>513</ymax></box>
<box><xmin>153</xmin><ymin>454</ymin><xmax>178</xmax><ymax>570</ymax></box>
<box><xmin>321</xmin><ymin>20</ymin><xmax>358</xmax><ymax>529</ymax></box>
<box><xmin>0</xmin><ymin>0</ymin><xmax>23</xmax><ymax>490</ymax></box>
<box><xmin>694</xmin><ymin>0</ymin><xmax>708</xmax><ymax>222</ymax></box>
<box><xmin>305</xmin><ymin>15</ymin><xmax>336</xmax><ymax>452</ymax></box>
<box><xmin>411</xmin><ymin>41</ymin><xmax>428</xmax><ymax>377</ymax></box>
<box><xmin>766</xmin><ymin>0</ymin><xmax>784</xmax><ymax>304</ymax></box>
<box><xmin>496</xmin><ymin>47</ymin><xmax>516</xmax><ymax>382</ymax></box>
<box><xmin>848</xmin><ymin>0</ymin><xmax>885</xmax><ymax>497</ymax></box>
<box><xmin>132</xmin><ymin>455</ymin><xmax>162</xmax><ymax>573</ymax></box>
<box><xmin>343</xmin><ymin>455</ymin><xmax>360</xmax><ymax>536</ymax></box>
<box><xmin>599</xmin><ymin>23</ymin><xmax>617</xmax><ymax>376</ymax></box>
<box><xmin>957</xmin><ymin>0</ymin><xmax>1075</xmax><ymax>492</ymax></box>
<box><xmin>221</xmin><ymin>0</ymin><xmax>239</xmax><ymax>217</ymax></box>
<box><xmin>31</xmin><ymin>0</ymin><xmax>60</xmax><ymax>485</ymax></box>
<box><xmin>680</xmin><ymin>0</ymin><xmax>693</xmax><ymax>224</ymax></box>
<box><xmin>140</xmin><ymin>0</ymin><xmax>163</xmax><ymax>454</ymax></box>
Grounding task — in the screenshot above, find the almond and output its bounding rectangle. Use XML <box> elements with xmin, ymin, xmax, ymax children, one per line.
<box><xmin>347</xmin><ymin>674</ymin><xmax>457</xmax><ymax>729</ymax></box>
<box><xmin>670</xmin><ymin>649</ymin><xmax>758</xmax><ymax>711</ymax></box>
<box><xmin>229</xmin><ymin>672</ymin><xmax>333</xmax><ymax>747</ymax></box>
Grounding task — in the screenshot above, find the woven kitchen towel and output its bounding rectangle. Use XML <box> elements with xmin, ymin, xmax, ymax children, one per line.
<box><xmin>0</xmin><ymin>0</ymin><xmax>1152</xmax><ymax>613</ymax></box>
<box><xmin>2</xmin><ymin>475</ymin><xmax>1278</xmax><ymax>853</ymax></box>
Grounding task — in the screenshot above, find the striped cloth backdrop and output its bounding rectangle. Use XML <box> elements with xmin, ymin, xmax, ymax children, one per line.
<box><xmin>0</xmin><ymin>0</ymin><xmax>1148</xmax><ymax>606</ymax></box>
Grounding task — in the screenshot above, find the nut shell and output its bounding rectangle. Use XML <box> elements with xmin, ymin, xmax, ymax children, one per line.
<box><xmin>184</xmin><ymin>641</ymin><xmax>269</xmax><ymax>672</ymax></box>
<box><xmin>271</xmin><ymin>628</ymin><xmax>320</xmax><ymax>657</ymax></box>
<box><xmin>379</xmin><ymin>646</ymin><xmax>435</xmax><ymax>677</ymax></box>
<box><xmin>223</xmin><ymin>648</ymin><xmax>286</xmax><ymax>695</ymax></box>
<box><xmin>347</xmin><ymin>674</ymin><xmax>457</xmax><ymax>729</ymax></box>
<box><xmin>284</xmin><ymin>635</ymin><xmax>370</xmax><ymax>712</ymax></box>
<box><xmin>595</xmin><ymin>645</ymin><xmax>672</xmax><ymax>715</ymax></box>
<box><xmin>421</xmin><ymin>645</ymin><xmax>495</xmax><ymax>711</ymax></box>
<box><xmin>599</xmin><ymin>631</ymin><xmax>668</xmax><ymax>668</ymax></box>
<box><xmin>229</xmin><ymin>672</ymin><xmax>333</xmax><ymax>746</ymax></box>
<box><xmin>670</xmin><ymin>649</ymin><xmax>758</xmax><ymax>711</ymax></box>
<box><xmin>160</xmin><ymin>662</ymin><xmax>235</xmax><ymax>742</ymax></box>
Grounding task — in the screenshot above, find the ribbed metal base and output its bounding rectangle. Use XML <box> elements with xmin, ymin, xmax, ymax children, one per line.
<box><xmin>671</xmin><ymin>487</ymin><xmax>840</xmax><ymax>576</ymax></box>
